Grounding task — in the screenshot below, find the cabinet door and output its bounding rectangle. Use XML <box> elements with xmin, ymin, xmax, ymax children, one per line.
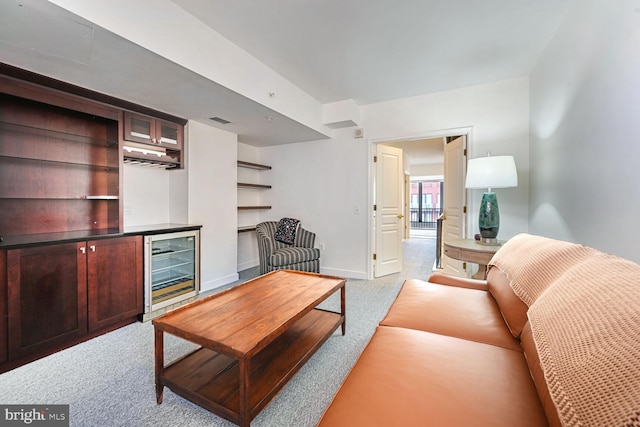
<box><xmin>123</xmin><ymin>112</ymin><xmax>155</xmax><ymax>145</ymax></box>
<box><xmin>123</xmin><ymin>112</ymin><xmax>183</xmax><ymax>150</ymax></box>
<box><xmin>7</xmin><ymin>242</ymin><xmax>87</xmax><ymax>360</ymax></box>
<box><xmin>87</xmin><ymin>236</ymin><xmax>143</xmax><ymax>331</ymax></box>
<box><xmin>0</xmin><ymin>250</ymin><xmax>6</xmax><ymax>364</ymax></box>
<box><xmin>155</xmin><ymin>119</ymin><xmax>183</xmax><ymax>150</ymax></box>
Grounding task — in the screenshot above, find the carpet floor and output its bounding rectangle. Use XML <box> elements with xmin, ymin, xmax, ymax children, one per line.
<box><xmin>0</xmin><ymin>238</ymin><xmax>436</xmax><ymax>427</ymax></box>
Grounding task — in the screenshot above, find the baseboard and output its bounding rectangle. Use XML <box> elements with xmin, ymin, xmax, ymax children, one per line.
<box><xmin>320</xmin><ymin>267</ymin><xmax>368</xmax><ymax>280</ymax></box>
<box><xmin>237</xmin><ymin>259</ymin><xmax>259</xmax><ymax>272</ymax></box>
<box><xmin>200</xmin><ymin>273</ymin><xmax>239</xmax><ymax>293</ymax></box>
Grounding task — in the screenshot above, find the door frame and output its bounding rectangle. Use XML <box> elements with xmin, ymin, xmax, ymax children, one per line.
<box><xmin>367</xmin><ymin>126</ymin><xmax>474</xmax><ymax>279</ymax></box>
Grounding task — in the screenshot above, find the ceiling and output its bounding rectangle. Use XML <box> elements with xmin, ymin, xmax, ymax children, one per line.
<box><xmin>0</xmin><ymin>0</ymin><xmax>574</xmax><ymax>153</ymax></box>
<box><xmin>172</xmin><ymin>0</ymin><xmax>575</xmax><ymax>105</ymax></box>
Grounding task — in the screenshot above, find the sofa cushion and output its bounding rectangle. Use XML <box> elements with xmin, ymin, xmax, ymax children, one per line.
<box><xmin>486</xmin><ymin>265</ymin><xmax>529</xmax><ymax>337</ymax></box>
<box><xmin>318</xmin><ymin>326</ymin><xmax>547</xmax><ymax>427</ymax></box>
<box><xmin>380</xmin><ymin>279</ymin><xmax>521</xmax><ymax>351</ymax></box>
<box><xmin>526</xmin><ymin>252</ymin><xmax>640</xmax><ymax>427</ymax></box>
<box><xmin>488</xmin><ymin>233</ymin><xmax>597</xmax><ymax>306</ymax></box>
<box><xmin>427</xmin><ymin>272</ymin><xmax>489</xmax><ymax>291</ymax></box>
<box><xmin>270</xmin><ymin>247</ymin><xmax>320</xmax><ymax>267</ymax></box>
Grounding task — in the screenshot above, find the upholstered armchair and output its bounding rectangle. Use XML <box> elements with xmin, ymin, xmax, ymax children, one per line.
<box><xmin>256</xmin><ymin>221</ymin><xmax>321</xmax><ymax>274</ymax></box>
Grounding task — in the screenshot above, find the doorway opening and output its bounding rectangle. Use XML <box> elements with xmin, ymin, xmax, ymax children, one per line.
<box><xmin>409</xmin><ymin>178</ymin><xmax>443</xmax><ymax>240</ymax></box>
<box><xmin>369</xmin><ymin>128</ymin><xmax>471</xmax><ymax>279</ymax></box>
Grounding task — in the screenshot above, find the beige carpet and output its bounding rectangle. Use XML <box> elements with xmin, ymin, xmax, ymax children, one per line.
<box><xmin>0</xmin><ymin>238</ymin><xmax>435</xmax><ymax>427</ymax></box>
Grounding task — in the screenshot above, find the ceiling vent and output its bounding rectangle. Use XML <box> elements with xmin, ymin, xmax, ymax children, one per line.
<box><xmin>209</xmin><ymin>116</ymin><xmax>231</xmax><ymax>125</ymax></box>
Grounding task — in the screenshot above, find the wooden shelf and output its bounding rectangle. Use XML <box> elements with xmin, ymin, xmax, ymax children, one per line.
<box><xmin>238</xmin><ymin>206</ymin><xmax>271</xmax><ymax>210</ymax></box>
<box><xmin>237</xmin><ymin>160</ymin><xmax>271</xmax><ymax>170</ymax></box>
<box><xmin>122</xmin><ymin>148</ymin><xmax>180</xmax><ymax>169</ymax></box>
<box><xmin>0</xmin><ymin>93</ymin><xmax>121</xmax><ymax>236</ymax></box>
<box><xmin>0</xmin><ymin>154</ymin><xmax>118</xmax><ymax>170</ymax></box>
<box><xmin>160</xmin><ymin>309</ymin><xmax>343</xmax><ymax>425</ymax></box>
<box><xmin>237</xmin><ymin>160</ymin><xmax>271</xmax><ymax>240</ymax></box>
<box><xmin>237</xmin><ymin>183</ymin><xmax>272</xmax><ymax>189</ymax></box>
<box><xmin>0</xmin><ymin>121</ymin><xmax>118</xmax><ymax>147</ymax></box>
<box><xmin>0</xmin><ymin>196</ymin><xmax>119</xmax><ymax>200</ymax></box>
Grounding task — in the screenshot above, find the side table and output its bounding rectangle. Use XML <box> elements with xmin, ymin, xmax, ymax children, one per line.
<box><xmin>443</xmin><ymin>239</ymin><xmax>502</xmax><ymax>279</ymax></box>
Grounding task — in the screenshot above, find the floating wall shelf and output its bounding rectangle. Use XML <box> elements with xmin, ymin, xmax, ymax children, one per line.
<box><xmin>237</xmin><ymin>160</ymin><xmax>271</xmax><ymax>233</ymax></box>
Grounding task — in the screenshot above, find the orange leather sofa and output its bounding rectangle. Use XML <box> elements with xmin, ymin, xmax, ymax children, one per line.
<box><xmin>318</xmin><ymin>234</ymin><xmax>640</xmax><ymax>426</ymax></box>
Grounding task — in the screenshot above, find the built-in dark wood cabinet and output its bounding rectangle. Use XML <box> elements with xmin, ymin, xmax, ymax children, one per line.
<box><xmin>7</xmin><ymin>242</ymin><xmax>88</xmax><ymax>361</ymax></box>
<box><xmin>88</xmin><ymin>236</ymin><xmax>143</xmax><ymax>332</ymax></box>
<box><xmin>0</xmin><ymin>66</ymin><xmax>184</xmax><ymax>372</ymax></box>
<box><xmin>0</xmin><ymin>250</ymin><xmax>7</xmax><ymax>364</ymax></box>
<box><xmin>124</xmin><ymin>111</ymin><xmax>183</xmax><ymax>149</ymax></box>
<box><xmin>0</xmin><ymin>93</ymin><xmax>121</xmax><ymax>237</ymax></box>
<box><xmin>4</xmin><ymin>236</ymin><xmax>142</xmax><ymax>370</ymax></box>
<box><xmin>123</xmin><ymin>112</ymin><xmax>183</xmax><ymax>169</ymax></box>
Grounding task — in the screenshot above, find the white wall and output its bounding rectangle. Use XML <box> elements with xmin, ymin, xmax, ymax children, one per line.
<box><xmin>261</xmin><ymin>127</ymin><xmax>370</xmax><ymax>279</ymax></box>
<box><xmin>529</xmin><ymin>0</ymin><xmax>640</xmax><ymax>262</ymax></box>
<box><xmin>77</xmin><ymin>0</ymin><xmax>530</xmax><ymax>279</ymax></box>
<box><xmin>122</xmin><ymin>166</ymin><xmax>171</xmax><ymax>226</ymax></box>
<box><xmin>252</xmin><ymin>79</ymin><xmax>530</xmax><ymax>278</ymax></box>
<box><xmin>187</xmin><ymin>121</ymin><xmax>239</xmax><ymax>291</ymax></box>
<box><xmin>411</xmin><ymin>163</ymin><xmax>444</xmax><ymax>177</ymax></box>
<box><xmin>124</xmin><ymin>122</ymin><xmax>239</xmax><ymax>291</ymax></box>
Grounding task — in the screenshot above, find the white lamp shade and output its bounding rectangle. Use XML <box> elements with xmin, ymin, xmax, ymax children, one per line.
<box><xmin>465</xmin><ymin>155</ymin><xmax>518</xmax><ymax>189</ymax></box>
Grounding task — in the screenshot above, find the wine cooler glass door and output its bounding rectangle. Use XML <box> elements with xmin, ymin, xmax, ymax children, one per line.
<box><xmin>144</xmin><ymin>230</ymin><xmax>199</xmax><ymax>313</ymax></box>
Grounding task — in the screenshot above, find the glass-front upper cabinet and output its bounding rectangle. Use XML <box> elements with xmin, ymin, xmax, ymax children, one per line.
<box><xmin>123</xmin><ymin>112</ymin><xmax>183</xmax><ymax>150</ymax></box>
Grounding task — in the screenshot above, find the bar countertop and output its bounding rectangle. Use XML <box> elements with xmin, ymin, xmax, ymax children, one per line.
<box><xmin>0</xmin><ymin>223</ymin><xmax>202</xmax><ymax>249</ymax></box>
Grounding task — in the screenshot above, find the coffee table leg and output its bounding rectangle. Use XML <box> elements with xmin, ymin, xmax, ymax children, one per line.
<box><xmin>154</xmin><ymin>328</ymin><xmax>164</xmax><ymax>404</ymax></box>
<box><xmin>239</xmin><ymin>357</ymin><xmax>250</xmax><ymax>427</ymax></box>
<box><xmin>341</xmin><ymin>285</ymin><xmax>346</xmax><ymax>335</ymax></box>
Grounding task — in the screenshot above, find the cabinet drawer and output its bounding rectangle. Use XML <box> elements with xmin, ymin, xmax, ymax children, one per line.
<box><xmin>443</xmin><ymin>246</ymin><xmax>461</xmax><ymax>260</ymax></box>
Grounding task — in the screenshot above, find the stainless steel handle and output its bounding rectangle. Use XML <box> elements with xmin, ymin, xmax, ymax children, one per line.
<box><xmin>80</xmin><ymin>247</ymin><xmax>86</xmax><ymax>254</ymax></box>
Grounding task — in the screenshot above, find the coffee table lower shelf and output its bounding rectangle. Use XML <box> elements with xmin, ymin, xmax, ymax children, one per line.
<box><xmin>158</xmin><ymin>309</ymin><xmax>343</xmax><ymax>425</ymax></box>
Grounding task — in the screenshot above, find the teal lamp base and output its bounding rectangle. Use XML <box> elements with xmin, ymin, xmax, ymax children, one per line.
<box><xmin>478</xmin><ymin>192</ymin><xmax>500</xmax><ymax>245</ymax></box>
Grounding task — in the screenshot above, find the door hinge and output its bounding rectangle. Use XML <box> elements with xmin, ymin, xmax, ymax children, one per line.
<box><xmin>463</xmin><ymin>262</ymin><xmax>467</xmax><ymax>270</ymax></box>
<box><xmin>464</xmin><ymin>148</ymin><xmax>467</xmax><ymax>156</ymax></box>
<box><xmin>373</xmin><ymin>155</ymin><xmax>377</xmax><ymax>162</ymax></box>
<box><xmin>373</xmin><ymin>253</ymin><xmax>377</xmax><ymax>260</ymax></box>
<box><xmin>373</xmin><ymin>204</ymin><xmax>377</xmax><ymax>211</ymax></box>
<box><xmin>463</xmin><ymin>206</ymin><xmax>467</xmax><ymax>214</ymax></box>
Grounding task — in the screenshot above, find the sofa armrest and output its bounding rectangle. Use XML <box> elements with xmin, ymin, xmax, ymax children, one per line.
<box><xmin>427</xmin><ymin>272</ymin><xmax>488</xmax><ymax>291</ymax></box>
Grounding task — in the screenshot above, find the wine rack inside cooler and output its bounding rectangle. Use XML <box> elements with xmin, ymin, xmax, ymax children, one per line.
<box><xmin>144</xmin><ymin>230</ymin><xmax>199</xmax><ymax>315</ymax></box>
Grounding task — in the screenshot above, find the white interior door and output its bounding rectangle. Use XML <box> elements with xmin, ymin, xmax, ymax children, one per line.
<box><xmin>404</xmin><ymin>173</ymin><xmax>410</xmax><ymax>240</ymax></box>
<box><xmin>374</xmin><ymin>144</ymin><xmax>403</xmax><ymax>277</ymax></box>
<box><xmin>442</xmin><ymin>136</ymin><xmax>467</xmax><ymax>277</ymax></box>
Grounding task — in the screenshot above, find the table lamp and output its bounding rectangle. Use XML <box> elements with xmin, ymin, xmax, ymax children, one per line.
<box><xmin>465</xmin><ymin>153</ymin><xmax>518</xmax><ymax>245</ymax></box>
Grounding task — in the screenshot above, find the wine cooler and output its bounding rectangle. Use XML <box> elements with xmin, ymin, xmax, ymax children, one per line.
<box><xmin>144</xmin><ymin>230</ymin><xmax>200</xmax><ymax>316</ymax></box>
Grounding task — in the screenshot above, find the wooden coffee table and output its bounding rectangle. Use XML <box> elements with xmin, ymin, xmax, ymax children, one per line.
<box><xmin>152</xmin><ymin>270</ymin><xmax>346</xmax><ymax>427</ymax></box>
